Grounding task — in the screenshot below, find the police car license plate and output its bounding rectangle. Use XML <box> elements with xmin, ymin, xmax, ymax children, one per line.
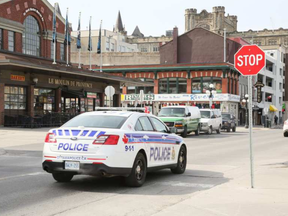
<box><xmin>64</xmin><ymin>161</ymin><xmax>80</xmax><ymax>170</ymax></box>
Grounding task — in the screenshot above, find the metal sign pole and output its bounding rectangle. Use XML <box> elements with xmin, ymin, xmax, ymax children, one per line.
<box><xmin>248</xmin><ymin>75</ymin><xmax>254</xmax><ymax>188</ymax></box>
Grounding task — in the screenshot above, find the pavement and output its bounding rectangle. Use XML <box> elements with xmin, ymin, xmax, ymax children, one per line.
<box><xmin>0</xmin><ymin>126</ymin><xmax>288</xmax><ymax>216</ymax></box>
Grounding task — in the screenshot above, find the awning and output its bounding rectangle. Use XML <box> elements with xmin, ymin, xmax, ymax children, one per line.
<box><xmin>269</xmin><ymin>105</ymin><xmax>278</xmax><ymax>112</ymax></box>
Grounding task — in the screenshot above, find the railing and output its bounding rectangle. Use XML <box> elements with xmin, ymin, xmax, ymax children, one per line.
<box><xmin>2</xmin><ymin>111</ymin><xmax>79</xmax><ymax>128</ymax></box>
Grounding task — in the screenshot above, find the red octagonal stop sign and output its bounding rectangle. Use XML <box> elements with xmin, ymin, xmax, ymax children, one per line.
<box><xmin>234</xmin><ymin>45</ymin><xmax>266</xmax><ymax>76</ymax></box>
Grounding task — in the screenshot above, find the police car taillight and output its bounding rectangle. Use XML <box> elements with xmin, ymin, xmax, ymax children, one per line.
<box><xmin>93</xmin><ymin>135</ymin><xmax>119</xmax><ymax>145</ymax></box>
<box><xmin>45</xmin><ymin>133</ymin><xmax>57</xmax><ymax>143</ymax></box>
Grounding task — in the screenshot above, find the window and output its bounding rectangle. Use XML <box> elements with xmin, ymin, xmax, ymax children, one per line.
<box><xmin>51</xmin><ymin>41</ymin><xmax>55</xmax><ymax>59</ymax></box>
<box><xmin>135</xmin><ymin>78</ymin><xmax>154</xmax><ymax>94</ymax></box>
<box><xmin>22</xmin><ymin>16</ymin><xmax>40</xmax><ymax>56</ymax></box>
<box><xmin>202</xmin><ymin>77</ymin><xmax>211</xmax><ymax>93</ymax></box>
<box><xmin>4</xmin><ymin>86</ymin><xmax>26</xmax><ymax>110</ymax></box>
<box><xmin>153</xmin><ymin>46</ymin><xmax>159</xmax><ymax>52</ymax></box>
<box><xmin>8</xmin><ymin>31</ymin><xmax>14</xmax><ymax>52</ymax></box>
<box><xmin>268</xmin><ymin>40</ymin><xmax>277</xmax><ymax>45</ymax></box>
<box><xmin>141</xmin><ymin>47</ymin><xmax>148</xmax><ymax>52</ymax></box>
<box><xmin>178</xmin><ymin>78</ymin><xmax>187</xmax><ymax>93</ymax></box>
<box><xmin>159</xmin><ymin>78</ymin><xmax>187</xmax><ymax>94</ymax></box>
<box><xmin>192</xmin><ymin>78</ymin><xmax>201</xmax><ymax>93</ymax></box>
<box><xmin>266</xmin><ymin>77</ymin><xmax>273</xmax><ymax>87</ymax></box>
<box><xmin>139</xmin><ymin>117</ymin><xmax>154</xmax><ymax>131</ymax></box>
<box><xmin>122</xmin><ymin>46</ymin><xmax>126</xmax><ymax>52</ymax></box>
<box><xmin>106</xmin><ymin>41</ymin><xmax>110</xmax><ymax>51</ymax></box>
<box><xmin>158</xmin><ymin>108</ymin><xmax>186</xmax><ymax>117</ymax></box>
<box><xmin>135</xmin><ymin>120</ymin><xmax>144</xmax><ymax>131</ymax></box>
<box><xmin>255</xmin><ymin>41</ymin><xmax>261</xmax><ymax>46</ymax></box>
<box><xmin>34</xmin><ymin>88</ymin><xmax>55</xmax><ymax>112</ymax></box>
<box><xmin>280</xmin><ymin>69</ymin><xmax>283</xmax><ymax>76</ymax></box>
<box><xmin>279</xmin><ymin>83</ymin><xmax>282</xmax><ymax>91</ymax></box>
<box><xmin>63</xmin><ymin>115</ymin><xmax>127</xmax><ymax>129</ymax></box>
<box><xmin>111</xmin><ymin>43</ymin><xmax>115</xmax><ymax>51</ymax></box>
<box><xmin>60</xmin><ymin>43</ymin><xmax>65</xmax><ymax>61</ymax></box>
<box><xmin>279</xmin><ymin>97</ymin><xmax>282</xmax><ymax>105</ymax></box>
<box><xmin>150</xmin><ymin>117</ymin><xmax>168</xmax><ymax>133</ymax></box>
<box><xmin>0</xmin><ymin>29</ymin><xmax>2</xmax><ymax>49</ymax></box>
<box><xmin>265</xmin><ymin>93</ymin><xmax>273</xmax><ymax>102</ymax></box>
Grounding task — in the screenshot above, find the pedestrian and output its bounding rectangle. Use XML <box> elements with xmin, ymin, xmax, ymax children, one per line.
<box><xmin>274</xmin><ymin>115</ymin><xmax>278</xmax><ymax>125</ymax></box>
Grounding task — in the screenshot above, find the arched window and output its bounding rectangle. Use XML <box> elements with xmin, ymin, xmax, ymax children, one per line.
<box><xmin>22</xmin><ymin>16</ymin><xmax>40</xmax><ymax>56</ymax></box>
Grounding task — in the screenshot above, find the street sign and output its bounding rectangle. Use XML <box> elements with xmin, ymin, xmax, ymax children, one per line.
<box><xmin>234</xmin><ymin>45</ymin><xmax>266</xmax><ymax>76</ymax></box>
<box><xmin>105</xmin><ymin>86</ymin><xmax>115</xmax><ymax>98</ymax></box>
<box><xmin>234</xmin><ymin>45</ymin><xmax>267</xmax><ymax>189</ymax></box>
<box><xmin>254</xmin><ymin>81</ymin><xmax>265</xmax><ymax>103</ymax></box>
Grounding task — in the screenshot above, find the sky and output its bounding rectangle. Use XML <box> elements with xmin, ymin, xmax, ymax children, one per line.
<box><xmin>48</xmin><ymin>0</ymin><xmax>288</xmax><ymax>36</ymax></box>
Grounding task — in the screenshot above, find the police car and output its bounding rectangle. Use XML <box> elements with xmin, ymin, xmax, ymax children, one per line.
<box><xmin>42</xmin><ymin>111</ymin><xmax>187</xmax><ymax>187</ymax></box>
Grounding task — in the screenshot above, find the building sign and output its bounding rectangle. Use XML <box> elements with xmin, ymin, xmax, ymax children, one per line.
<box><xmin>86</xmin><ymin>92</ymin><xmax>97</xmax><ymax>98</ymax></box>
<box><xmin>23</xmin><ymin>8</ymin><xmax>44</xmax><ymax>22</ymax></box>
<box><xmin>254</xmin><ymin>81</ymin><xmax>265</xmax><ymax>103</ymax></box>
<box><xmin>124</xmin><ymin>94</ymin><xmax>155</xmax><ymax>101</ymax></box>
<box><xmin>48</xmin><ymin>78</ymin><xmax>93</xmax><ymax>89</ymax></box>
<box><xmin>11</xmin><ymin>75</ymin><xmax>25</xmax><ymax>82</ymax></box>
<box><xmin>123</xmin><ymin>94</ymin><xmax>240</xmax><ymax>102</ymax></box>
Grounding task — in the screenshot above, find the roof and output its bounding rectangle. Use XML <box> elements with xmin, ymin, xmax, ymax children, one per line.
<box><xmin>0</xmin><ymin>51</ymin><xmax>152</xmax><ymax>87</ymax></box>
<box><xmin>115</xmin><ymin>11</ymin><xmax>124</xmax><ymax>33</ymax></box>
<box><xmin>82</xmin><ymin>111</ymin><xmax>145</xmax><ymax>117</ymax></box>
<box><xmin>132</xmin><ymin>26</ymin><xmax>144</xmax><ymax>37</ymax></box>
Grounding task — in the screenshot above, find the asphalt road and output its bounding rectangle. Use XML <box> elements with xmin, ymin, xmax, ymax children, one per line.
<box><xmin>0</xmin><ymin>128</ymin><xmax>287</xmax><ymax>216</ymax></box>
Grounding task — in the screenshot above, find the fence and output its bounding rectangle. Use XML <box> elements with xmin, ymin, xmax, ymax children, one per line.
<box><xmin>2</xmin><ymin>111</ymin><xmax>78</xmax><ymax>128</ymax></box>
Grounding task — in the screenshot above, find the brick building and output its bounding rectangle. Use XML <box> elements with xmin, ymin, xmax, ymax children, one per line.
<box><xmin>0</xmin><ymin>0</ymin><xmax>145</xmax><ymax>126</ymax></box>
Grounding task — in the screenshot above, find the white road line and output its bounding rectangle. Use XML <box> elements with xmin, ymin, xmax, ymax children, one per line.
<box><xmin>0</xmin><ymin>172</ymin><xmax>47</xmax><ymax>181</ymax></box>
<box><xmin>160</xmin><ymin>181</ymin><xmax>214</xmax><ymax>189</ymax></box>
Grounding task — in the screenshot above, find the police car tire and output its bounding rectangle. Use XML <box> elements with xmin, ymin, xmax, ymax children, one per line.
<box><xmin>232</xmin><ymin>127</ymin><xmax>236</xmax><ymax>132</ymax></box>
<box><xmin>125</xmin><ymin>152</ymin><xmax>147</xmax><ymax>187</ymax></box>
<box><xmin>181</xmin><ymin>126</ymin><xmax>188</xmax><ymax>138</ymax></box>
<box><xmin>52</xmin><ymin>173</ymin><xmax>74</xmax><ymax>182</ymax></box>
<box><xmin>216</xmin><ymin>125</ymin><xmax>221</xmax><ymax>134</ymax></box>
<box><xmin>171</xmin><ymin>145</ymin><xmax>187</xmax><ymax>174</ymax></box>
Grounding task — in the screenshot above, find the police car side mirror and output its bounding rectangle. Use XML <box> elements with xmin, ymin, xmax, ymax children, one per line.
<box><xmin>187</xmin><ymin>112</ymin><xmax>191</xmax><ymax>117</ymax></box>
<box><xmin>170</xmin><ymin>128</ymin><xmax>177</xmax><ymax>134</ymax></box>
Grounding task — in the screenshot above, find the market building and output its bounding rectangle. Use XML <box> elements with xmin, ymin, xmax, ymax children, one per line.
<box><xmin>0</xmin><ymin>0</ymin><xmax>147</xmax><ymax>127</ymax></box>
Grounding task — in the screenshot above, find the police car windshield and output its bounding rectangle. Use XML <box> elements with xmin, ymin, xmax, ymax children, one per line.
<box><xmin>62</xmin><ymin>115</ymin><xmax>127</xmax><ymax>129</ymax></box>
<box><xmin>158</xmin><ymin>108</ymin><xmax>185</xmax><ymax>117</ymax></box>
<box><xmin>200</xmin><ymin>111</ymin><xmax>211</xmax><ymax>118</ymax></box>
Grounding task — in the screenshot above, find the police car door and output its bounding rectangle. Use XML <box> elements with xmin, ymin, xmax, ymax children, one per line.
<box><xmin>149</xmin><ymin>117</ymin><xmax>178</xmax><ymax>167</ymax></box>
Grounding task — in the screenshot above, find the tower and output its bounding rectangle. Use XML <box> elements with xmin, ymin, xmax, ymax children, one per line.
<box><xmin>114</xmin><ymin>11</ymin><xmax>126</xmax><ymax>35</ymax></box>
<box><xmin>185</xmin><ymin>8</ymin><xmax>197</xmax><ymax>32</ymax></box>
<box><xmin>212</xmin><ymin>6</ymin><xmax>225</xmax><ymax>35</ymax></box>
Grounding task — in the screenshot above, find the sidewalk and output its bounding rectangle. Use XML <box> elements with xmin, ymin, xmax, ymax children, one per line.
<box><xmin>0</xmin><ymin>127</ymin><xmax>51</xmax><ymax>151</ymax></box>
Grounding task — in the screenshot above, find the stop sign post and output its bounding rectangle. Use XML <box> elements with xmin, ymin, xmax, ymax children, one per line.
<box><xmin>234</xmin><ymin>45</ymin><xmax>266</xmax><ymax>189</ymax></box>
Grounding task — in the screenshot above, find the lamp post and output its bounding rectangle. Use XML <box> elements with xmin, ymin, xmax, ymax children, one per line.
<box><xmin>206</xmin><ymin>84</ymin><xmax>217</xmax><ymax>109</ymax></box>
<box><xmin>242</xmin><ymin>94</ymin><xmax>249</xmax><ymax>128</ymax></box>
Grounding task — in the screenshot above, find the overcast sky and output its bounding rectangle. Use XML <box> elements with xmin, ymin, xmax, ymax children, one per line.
<box><xmin>49</xmin><ymin>0</ymin><xmax>288</xmax><ymax>36</ymax></box>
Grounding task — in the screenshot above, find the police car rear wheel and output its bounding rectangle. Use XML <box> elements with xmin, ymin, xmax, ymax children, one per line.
<box><xmin>171</xmin><ymin>146</ymin><xmax>187</xmax><ymax>174</ymax></box>
<box><xmin>125</xmin><ymin>153</ymin><xmax>147</xmax><ymax>187</ymax></box>
<box><xmin>52</xmin><ymin>173</ymin><xmax>74</xmax><ymax>182</ymax></box>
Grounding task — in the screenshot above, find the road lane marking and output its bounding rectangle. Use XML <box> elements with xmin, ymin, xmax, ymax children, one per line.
<box><xmin>159</xmin><ymin>181</ymin><xmax>214</xmax><ymax>189</ymax></box>
<box><xmin>0</xmin><ymin>172</ymin><xmax>47</xmax><ymax>181</ymax></box>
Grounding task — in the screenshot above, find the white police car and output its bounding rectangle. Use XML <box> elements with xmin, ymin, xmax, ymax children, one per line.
<box><xmin>42</xmin><ymin>111</ymin><xmax>187</xmax><ymax>187</ymax></box>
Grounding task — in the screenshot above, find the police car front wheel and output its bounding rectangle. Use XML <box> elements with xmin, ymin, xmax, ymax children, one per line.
<box><xmin>52</xmin><ymin>172</ymin><xmax>74</xmax><ymax>183</ymax></box>
<box><xmin>125</xmin><ymin>152</ymin><xmax>147</xmax><ymax>187</ymax></box>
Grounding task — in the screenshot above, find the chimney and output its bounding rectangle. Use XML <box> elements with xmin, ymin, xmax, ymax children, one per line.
<box><xmin>173</xmin><ymin>27</ymin><xmax>178</xmax><ymax>64</ymax></box>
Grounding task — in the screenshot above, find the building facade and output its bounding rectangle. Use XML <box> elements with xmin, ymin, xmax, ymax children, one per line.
<box><xmin>0</xmin><ymin>0</ymin><xmax>146</xmax><ymax>126</ymax></box>
<box><xmin>96</xmin><ymin>63</ymin><xmax>240</xmax><ymax>118</ymax></box>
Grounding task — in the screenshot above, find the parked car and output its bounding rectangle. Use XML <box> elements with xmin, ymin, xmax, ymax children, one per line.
<box><xmin>200</xmin><ymin>109</ymin><xmax>222</xmax><ymax>134</ymax></box>
<box><xmin>283</xmin><ymin>119</ymin><xmax>288</xmax><ymax>137</ymax></box>
<box><xmin>222</xmin><ymin>113</ymin><xmax>237</xmax><ymax>132</ymax></box>
<box><xmin>158</xmin><ymin>106</ymin><xmax>201</xmax><ymax>137</ymax></box>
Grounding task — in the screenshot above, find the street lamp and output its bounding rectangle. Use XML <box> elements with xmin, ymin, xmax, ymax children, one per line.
<box><xmin>206</xmin><ymin>84</ymin><xmax>217</xmax><ymax>109</ymax></box>
<box><xmin>242</xmin><ymin>94</ymin><xmax>249</xmax><ymax>128</ymax></box>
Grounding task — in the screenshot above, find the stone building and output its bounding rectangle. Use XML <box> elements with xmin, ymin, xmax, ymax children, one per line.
<box><xmin>185</xmin><ymin>6</ymin><xmax>238</xmax><ymax>35</ymax></box>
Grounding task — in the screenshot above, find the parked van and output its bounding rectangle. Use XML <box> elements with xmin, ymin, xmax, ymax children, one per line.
<box><xmin>200</xmin><ymin>109</ymin><xmax>222</xmax><ymax>134</ymax></box>
<box><xmin>158</xmin><ymin>106</ymin><xmax>201</xmax><ymax>137</ymax></box>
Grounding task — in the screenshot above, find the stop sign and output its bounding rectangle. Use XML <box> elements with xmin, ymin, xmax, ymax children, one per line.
<box><xmin>234</xmin><ymin>45</ymin><xmax>266</xmax><ymax>76</ymax></box>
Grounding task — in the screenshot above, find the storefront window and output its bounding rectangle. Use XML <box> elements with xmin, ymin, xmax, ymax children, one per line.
<box><xmin>192</xmin><ymin>78</ymin><xmax>201</xmax><ymax>94</ymax></box>
<box><xmin>34</xmin><ymin>88</ymin><xmax>55</xmax><ymax>113</ymax></box>
<box><xmin>135</xmin><ymin>79</ymin><xmax>154</xmax><ymax>94</ymax></box>
<box><xmin>178</xmin><ymin>78</ymin><xmax>187</xmax><ymax>94</ymax></box>
<box><xmin>159</xmin><ymin>78</ymin><xmax>168</xmax><ymax>94</ymax></box>
<box><xmin>4</xmin><ymin>86</ymin><xmax>26</xmax><ymax>110</ymax></box>
<box><xmin>213</xmin><ymin>78</ymin><xmax>222</xmax><ymax>93</ymax></box>
<box><xmin>202</xmin><ymin>77</ymin><xmax>212</xmax><ymax>93</ymax></box>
